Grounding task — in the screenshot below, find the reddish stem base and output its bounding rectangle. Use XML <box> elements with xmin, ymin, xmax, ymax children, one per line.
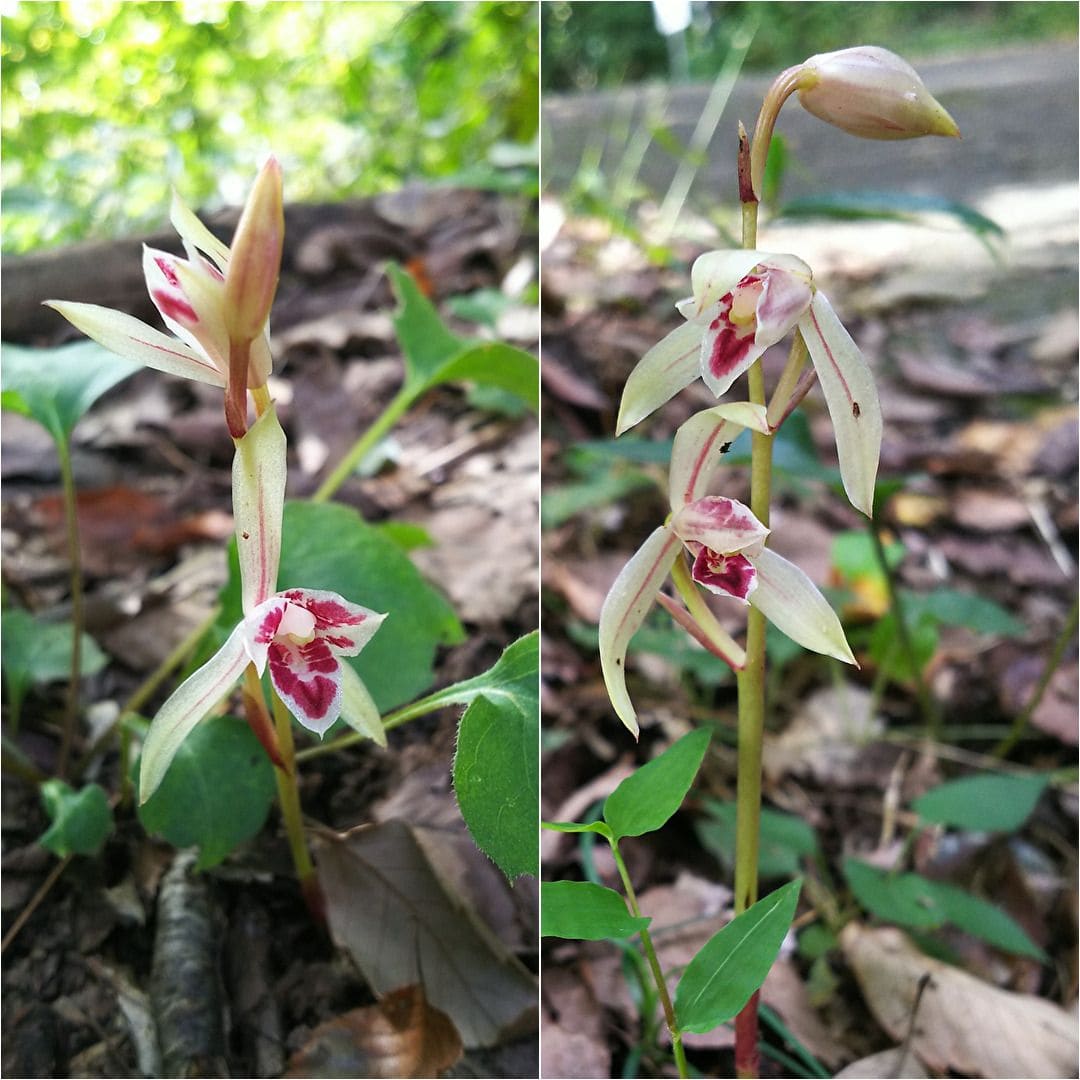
<box><xmin>734</xmin><ymin>990</ymin><xmax>761</xmax><ymax>1079</ymax></box>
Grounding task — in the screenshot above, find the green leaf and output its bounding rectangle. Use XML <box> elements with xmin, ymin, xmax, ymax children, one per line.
<box><xmin>386</xmin><ymin>264</ymin><xmax>538</xmax><ymax>410</ymax></box>
<box><xmin>1</xmin><ymin>340</ymin><xmax>140</xmax><ymax>444</ymax></box>
<box><xmin>906</xmin><ymin>589</ymin><xmax>1026</xmax><ymax>638</ymax></box>
<box><xmin>375</xmin><ymin>521</ymin><xmax>435</xmax><ymax>551</ymax></box>
<box><xmin>913</xmin><ymin>772</ymin><xmax>1049</xmax><ymax>832</ymax></box>
<box><xmin>928</xmin><ymin>879</ymin><xmax>1045</xmax><ymax>960</ymax></box>
<box><xmin>542</xmin><ymin>819</ymin><xmax>614</xmax><ymax>841</ymax></box>
<box><xmin>39</xmin><ymin>780</ymin><xmax>113</xmax><ymax>857</ymax></box>
<box><xmin>138</xmin><ymin>714</ymin><xmax>277</xmax><ymax>869</ymax></box>
<box><xmin>541</xmin><ymin>469</ymin><xmax>655</xmax><ymax>529</ymax></box>
<box><xmin>844</xmin><ymin>859</ymin><xmax>1045</xmax><ymax>959</ymax></box>
<box><xmin>386</xmin><ymin>262</ymin><xmax>472</xmax><ymax>382</ymax></box>
<box><xmin>696</xmin><ymin>799</ymin><xmax>818</xmax><ymax>879</ymax></box>
<box><xmin>540</xmin><ymin>880</ymin><xmax>650</xmax><ymax>940</ymax></box>
<box><xmin>675</xmin><ymin>879</ymin><xmax>802</xmax><ymax>1033</ymax></box>
<box><xmin>844</xmin><ymin>859</ymin><xmax>947</xmax><ymax>929</ymax></box>
<box><xmin>832</xmin><ymin>530</ymin><xmax>905</xmax><ymax>579</ymax></box>
<box><xmin>450</xmin><ymin>633</ymin><xmax>539</xmax><ymax>879</ymax></box>
<box><xmin>603</xmin><ymin>728</ymin><xmax>711</xmax><ymax>841</ymax></box>
<box><xmin>219</xmin><ymin>501</ymin><xmax>464</xmax><ymax>713</ymax></box>
<box><xmin>777</xmin><ymin>191</ymin><xmax>1004</xmax><ymax>250</ymax></box>
<box><xmin>2</xmin><ymin>608</ymin><xmax>108</xmax><ymax>721</ymax></box>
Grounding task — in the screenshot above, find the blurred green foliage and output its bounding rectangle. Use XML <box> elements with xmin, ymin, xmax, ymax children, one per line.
<box><xmin>543</xmin><ymin>1</ymin><xmax>1077</xmax><ymax>92</ymax></box>
<box><xmin>1</xmin><ymin>0</ymin><xmax>538</xmax><ymax>253</ymax></box>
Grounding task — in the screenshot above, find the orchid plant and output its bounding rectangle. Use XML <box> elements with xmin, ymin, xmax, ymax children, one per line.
<box><xmin>45</xmin><ymin>158</ymin><xmax>386</xmax><ymax>910</ymax></box>
<box><xmin>41</xmin><ymin>158</ymin><xmax>540</xmax><ymax>915</ymax></box>
<box><xmin>595</xmin><ymin>46</ymin><xmax>959</xmax><ymax>1077</ymax></box>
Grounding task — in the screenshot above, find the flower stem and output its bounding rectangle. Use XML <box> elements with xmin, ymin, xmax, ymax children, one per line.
<box><xmin>55</xmin><ymin>435</ymin><xmax>84</xmax><ymax>780</ymax></box>
<box><xmin>611</xmin><ymin>840</ymin><xmax>689</xmax><ymax>1079</ymax></box>
<box><xmin>994</xmin><ymin>594</ymin><xmax>1078</xmax><ymax>759</ymax></box>
<box><xmin>311</xmin><ymin>384</ymin><xmax>417</xmax><ymax>503</ymax></box>
<box><xmin>268</xmin><ymin>686</ymin><xmax>324</xmax><ymax>922</ymax></box>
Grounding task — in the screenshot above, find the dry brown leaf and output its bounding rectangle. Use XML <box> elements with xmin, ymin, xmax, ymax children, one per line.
<box><xmin>314</xmin><ymin>820</ymin><xmax>537</xmax><ymax>1048</ymax></box>
<box><xmin>835</xmin><ymin>1046</ymin><xmax>929</xmax><ymax>1078</ymax></box>
<box><xmin>284</xmin><ymin>985</ymin><xmax>462</xmax><ymax>1079</ymax></box>
<box><xmin>763</xmin><ymin>685</ymin><xmax>884</xmax><ymax>785</ymax></box>
<box><xmin>952</xmin><ymin>489</ymin><xmax>1032</xmax><ymax>532</ymax></box>
<box><xmin>541</xmin><ymin>968</ymin><xmax>611</xmax><ymax>1080</ymax></box>
<box><xmin>841</xmin><ymin>923</ymin><xmax>1079</xmax><ymax>1078</ymax></box>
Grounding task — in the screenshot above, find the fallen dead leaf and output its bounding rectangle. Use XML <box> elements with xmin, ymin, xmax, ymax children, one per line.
<box><xmin>952</xmin><ymin>488</ymin><xmax>1033</xmax><ymax>533</ymax></box>
<box><xmin>314</xmin><ymin>820</ymin><xmax>537</xmax><ymax>1048</ymax></box>
<box><xmin>834</xmin><ymin>1046</ymin><xmax>929</xmax><ymax>1078</ymax></box>
<box><xmin>284</xmin><ymin>984</ymin><xmax>463</xmax><ymax>1079</ymax></box>
<box><xmin>841</xmin><ymin>923</ymin><xmax>1079</xmax><ymax>1078</ymax></box>
<box><xmin>763</xmin><ymin>685</ymin><xmax>884</xmax><ymax>786</ymax></box>
<box><xmin>540</xmin><ymin>968</ymin><xmax>611</xmax><ymax>1080</ymax></box>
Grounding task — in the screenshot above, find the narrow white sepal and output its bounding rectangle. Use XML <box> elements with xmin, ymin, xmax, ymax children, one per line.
<box><xmin>749</xmin><ymin>547</ymin><xmax>856</xmax><ymax>665</ymax></box>
<box><xmin>339</xmin><ymin>663</ymin><xmax>387</xmax><ymax>747</ymax></box>
<box><xmin>138</xmin><ymin>624</ymin><xmax>249</xmax><ymax>802</ymax></box>
<box><xmin>598</xmin><ymin>526</ymin><xmax>680</xmax><ymax>738</ymax></box>
<box><xmin>170</xmin><ymin>190</ymin><xmax>232</xmax><ymax>273</ymax></box>
<box><xmin>232</xmin><ymin>406</ymin><xmax>287</xmax><ymax>614</ymax></box>
<box><xmin>669</xmin><ymin>402</ymin><xmax>770</xmax><ymax>510</ymax></box>
<box><xmin>43</xmin><ymin>301</ymin><xmax>225</xmax><ymax>387</ymax></box>
<box><xmin>616</xmin><ymin>320</ymin><xmax>703</xmax><ymax>435</ymax></box>
<box><xmin>799</xmin><ymin>293</ymin><xmax>882</xmax><ymax>517</ymax></box>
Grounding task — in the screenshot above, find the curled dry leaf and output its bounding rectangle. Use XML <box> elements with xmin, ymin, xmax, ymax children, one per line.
<box><xmin>835</xmin><ymin>1046</ymin><xmax>929</xmax><ymax>1078</ymax></box>
<box><xmin>284</xmin><ymin>985</ymin><xmax>462</xmax><ymax>1079</ymax></box>
<box><xmin>841</xmin><ymin>923</ymin><xmax>1079</xmax><ymax>1078</ymax></box>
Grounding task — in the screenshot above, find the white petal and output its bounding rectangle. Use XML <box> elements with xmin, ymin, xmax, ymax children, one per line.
<box><xmin>799</xmin><ymin>293</ymin><xmax>882</xmax><ymax>517</ymax></box>
<box><xmin>232</xmin><ymin>406</ymin><xmax>287</xmax><ymax>613</ymax></box>
<box><xmin>338</xmin><ymin>663</ymin><xmax>387</xmax><ymax>747</ymax></box>
<box><xmin>43</xmin><ymin>301</ymin><xmax>225</xmax><ymax>387</ymax></box>
<box><xmin>616</xmin><ymin>321</ymin><xmax>704</xmax><ymax>434</ymax></box>
<box><xmin>138</xmin><ymin>624</ymin><xmax>249</xmax><ymax>801</ymax></box>
<box><xmin>170</xmin><ymin>190</ymin><xmax>232</xmax><ymax>273</ymax></box>
<box><xmin>277</xmin><ymin>587</ymin><xmax>386</xmax><ymax>655</ymax></box>
<box><xmin>687</xmin><ymin>250</ymin><xmax>768</xmax><ymax>314</ymax></box>
<box><xmin>671</xmin><ymin>496</ymin><xmax>770</xmax><ymax>557</ymax></box>
<box><xmin>749</xmin><ymin>548</ymin><xmax>856</xmax><ymax>664</ymax></box>
<box><xmin>669</xmin><ymin>402</ymin><xmax>770</xmax><ymax>510</ymax></box>
<box><xmin>598</xmin><ymin>526</ymin><xmax>680</xmax><ymax>737</ymax></box>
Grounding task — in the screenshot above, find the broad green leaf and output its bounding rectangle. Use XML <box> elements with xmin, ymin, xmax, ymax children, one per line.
<box><xmin>386</xmin><ymin>264</ymin><xmax>537</xmax><ymax>410</ymax></box>
<box><xmin>696</xmin><ymin>799</ymin><xmax>818</xmax><ymax>879</ymax></box>
<box><xmin>218</xmin><ymin>501</ymin><xmax>464</xmax><ymax>713</ymax></box>
<box><xmin>39</xmin><ymin>780</ymin><xmax>113</xmax><ymax>857</ymax></box>
<box><xmin>2</xmin><ymin>608</ymin><xmax>108</xmax><ymax>721</ymax></box>
<box><xmin>542</xmin><ymin>819</ymin><xmax>614</xmax><ymax>841</ymax></box>
<box><xmin>138</xmin><ymin>714</ymin><xmax>276</xmax><ymax>869</ymax></box>
<box><xmin>603</xmin><ymin>728</ymin><xmax>711</xmax><ymax>841</ymax></box>
<box><xmin>1</xmin><ymin>340</ymin><xmax>140</xmax><ymax>444</ymax></box>
<box><xmin>869</xmin><ymin>611</ymin><xmax>939</xmax><ymax>682</ymax></box>
<box><xmin>540</xmin><ymin>880</ymin><xmax>650</xmax><ymax>940</ymax></box>
<box><xmin>386</xmin><ymin>262</ymin><xmax>471</xmax><ymax>383</ymax></box>
<box><xmin>844</xmin><ymin>859</ymin><xmax>1045</xmax><ymax>959</ymax></box>
<box><xmin>426</xmin><ymin>341</ymin><xmax>538</xmax><ymax>411</ymax></box>
<box><xmin>451</xmin><ymin>634</ymin><xmax>539</xmax><ymax>879</ymax></box>
<box><xmin>446</xmin><ymin>288</ymin><xmax>513</xmax><ymax>329</ymax></box>
<box><xmin>843</xmin><ymin>859</ymin><xmax>947</xmax><ymax>929</ymax></box>
<box><xmin>375</xmin><ymin>521</ymin><xmax>435</xmax><ymax>551</ymax></box>
<box><xmin>906</xmin><ymin>589</ymin><xmax>1026</xmax><ymax>638</ymax></box>
<box><xmin>928</xmin><ymin>879</ymin><xmax>1045</xmax><ymax>960</ymax></box>
<box><xmin>913</xmin><ymin>772</ymin><xmax>1049</xmax><ymax>833</ymax></box>
<box><xmin>832</xmin><ymin>530</ymin><xmax>905</xmax><ymax>579</ymax></box>
<box><xmin>675</xmin><ymin>879</ymin><xmax>802</xmax><ymax>1033</ymax></box>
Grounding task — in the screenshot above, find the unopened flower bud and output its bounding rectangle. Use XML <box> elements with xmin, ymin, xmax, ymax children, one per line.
<box><xmin>797</xmin><ymin>46</ymin><xmax>959</xmax><ymax>140</ymax></box>
<box><xmin>224</xmin><ymin>157</ymin><xmax>284</xmax><ymax>350</ymax></box>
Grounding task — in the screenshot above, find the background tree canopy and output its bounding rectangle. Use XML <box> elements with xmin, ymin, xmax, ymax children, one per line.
<box><xmin>542</xmin><ymin>1</ymin><xmax>1077</xmax><ymax>92</ymax></box>
<box><xmin>1</xmin><ymin>0</ymin><xmax>539</xmax><ymax>253</ymax></box>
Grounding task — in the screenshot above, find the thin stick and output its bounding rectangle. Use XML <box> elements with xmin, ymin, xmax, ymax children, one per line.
<box><xmin>1</xmin><ymin>854</ymin><xmax>73</xmax><ymax>953</ymax></box>
<box><xmin>55</xmin><ymin>436</ymin><xmax>84</xmax><ymax>780</ymax></box>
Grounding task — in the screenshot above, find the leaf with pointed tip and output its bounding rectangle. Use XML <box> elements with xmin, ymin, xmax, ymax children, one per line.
<box><xmin>39</xmin><ymin>780</ymin><xmax>113</xmax><ymax>857</ymax></box>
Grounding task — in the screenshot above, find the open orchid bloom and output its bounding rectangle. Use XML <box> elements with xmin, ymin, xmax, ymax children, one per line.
<box><xmin>139</xmin><ymin>587</ymin><xmax>386</xmax><ymax>802</ymax></box>
<box><xmin>599</xmin><ymin>493</ymin><xmax>854</xmax><ymax>737</ymax></box>
<box><xmin>45</xmin><ymin>158</ymin><xmax>282</xmax><ymax>399</ymax></box>
<box><xmin>617</xmin><ymin>249</ymin><xmax>882</xmax><ymax>517</ymax></box>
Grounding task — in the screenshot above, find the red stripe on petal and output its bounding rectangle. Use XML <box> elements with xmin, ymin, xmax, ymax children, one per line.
<box><xmin>154</xmin><ymin>256</ymin><xmax>182</xmax><ymax>287</ymax></box>
<box><xmin>151</xmin><ymin>288</ymin><xmax>199</xmax><ymax>325</ymax></box>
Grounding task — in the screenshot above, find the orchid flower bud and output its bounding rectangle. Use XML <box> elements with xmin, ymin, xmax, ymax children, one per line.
<box><xmin>224</xmin><ymin>156</ymin><xmax>284</xmax><ymax>353</ymax></box>
<box><xmin>797</xmin><ymin>46</ymin><xmax>960</xmax><ymax>141</ymax></box>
